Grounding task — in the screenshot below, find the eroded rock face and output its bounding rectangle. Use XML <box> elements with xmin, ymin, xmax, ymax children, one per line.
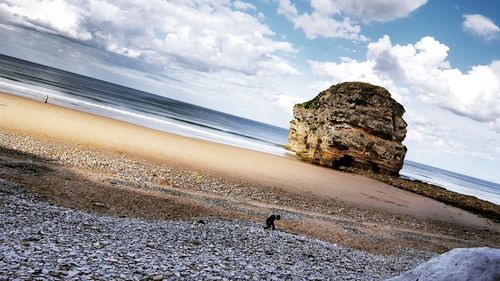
<box><xmin>286</xmin><ymin>82</ymin><xmax>407</xmax><ymax>175</ymax></box>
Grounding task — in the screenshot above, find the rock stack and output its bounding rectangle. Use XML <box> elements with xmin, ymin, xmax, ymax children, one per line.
<box><xmin>286</xmin><ymin>82</ymin><xmax>407</xmax><ymax>175</ymax></box>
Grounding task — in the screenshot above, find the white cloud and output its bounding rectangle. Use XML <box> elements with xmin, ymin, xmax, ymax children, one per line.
<box><xmin>258</xmin><ymin>55</ymin><xmax>301</xmax><ymax>76</ymax></box>
<box><xmin>277</xmin><ymin>0</ymin><xmax>365</xmax><ymax>40</ymax></box>
<box><xmin>433</xmin><ymin>139</ymin><xmax>445</xmax><ymax>147</ymax></box>
<box><xmin>277</xmin><ymin>0</ymin><xmax>298</xmax><ymax>18</ymax></box>
<box><xmin>490</xmin><ymin>118</ymin><xmax>500</xmax><ymax>133</ymax></box>
<box><xmin>403</xmin><ymin>112</ymin><xmax>478</xmax><ymax>157</ymax></box>
<box><xmin>0</xmin><ymin>0</ymin><xmax>298</xmax><ymax>76</ymax></box>
<box><xmin>309</xmin><ymin>80</ymin><xmax>333</xmax><ymax>93</ymax></box>
<box><xmin>309</xmin><ymin>55</ymin><xmax>406</xmax><ymax>102</ymax></box>
<box><xmin>233</xmin><ymin>1</ymin><xmax>255</xmax><ymax>11</ymax></box>
<box><xmin>463</xmin><ymin>14</ymin><xmax>499</xmax><ymax>40</ymax></box>
<box><xmin>277</xmin><ymin>0</ymin><xmax>426</xmax><ymax>40</ymax></box>
<box><xmin>0</xmin><ymin>0</ymin><xmax>92</xmax><ymax>40</ymax></box>
<box><xmin>294</xmin><ymin>12</ymin><xmax>366</xmax><ymax>41</ymax></box>
<box><xmin>335</xmin><ymin>0</ymin><xmax>428</xmax><ymax>23</ymax></box>
<box><xmin>274</xmin><ymin>93</ymin><xmax>305</xmax><ymax>113</ymax></box>
<box><xmin>309</xmin><ymin>35</ymin><xmax>500</xmax><ymax>132</ymax></box>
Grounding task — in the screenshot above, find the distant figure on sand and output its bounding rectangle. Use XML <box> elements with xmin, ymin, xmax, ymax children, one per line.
<box><xmin>44</xmin><ymin>95</ymin><xmax>48</xmax><ymax>104</ymax></box>
<box><xmin>264</xmin><ymin>214</ymin><xmax>280</xmax><ymax>230</ymax></box>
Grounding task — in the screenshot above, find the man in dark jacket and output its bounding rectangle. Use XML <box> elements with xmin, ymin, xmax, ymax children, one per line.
<box><xmin>264</xmin><ymin>214</ymin><xmax>281</xmax><ymax>230</ymax></box>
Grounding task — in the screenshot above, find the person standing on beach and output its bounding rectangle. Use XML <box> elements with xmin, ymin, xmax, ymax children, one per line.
<box><xmin>264</xmin><ymin>214</ymin><xmax>281</xmax><ymax>230</ymax></box>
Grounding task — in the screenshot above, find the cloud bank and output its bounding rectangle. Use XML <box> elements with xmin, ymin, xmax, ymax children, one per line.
<box><xmin>0</xmin><ymin>0</ymin><xmax>298</xmax><ymax>76</ymax></box>
<box><xmin>277</xmin><ymin>0</ymin><xmax>427</xmax><ymax>40</ymax></box>
<box><xmin>310</xmin><ymin>35</ymin><xmax>500</xmax><ymax>132</ymax></box>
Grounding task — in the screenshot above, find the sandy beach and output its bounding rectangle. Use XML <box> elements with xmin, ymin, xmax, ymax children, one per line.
<box><xmin>0</xmin><ymin>92</ymin><xmax>495</xmax><ymax>226</ymax></box>
<box><xmin>1</xmin><ymin>92</ymin><xmax>499</xmax><ymax>256</ymax></box>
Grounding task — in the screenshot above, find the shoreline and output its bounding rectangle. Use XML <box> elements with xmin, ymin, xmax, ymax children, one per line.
<box><xmin>353</xmin><ymin>167</ymin><xmax>500</xmax><ymax>222</ymax></box>
<box><xmin>2</xmin><ymin>90</ymin><xmax>498</xmax><ymax>206</ymax></box>
<box><xmin>1</xmin><ymin>91</ymin><xmax>499</xmax><ymax>255</ymax></box>
<box><xmin>0</xmin><ymin>92</ymin><xmax>494</xmax><ymax>226</ymax></box>
<box><xmin>1</xmin><ymin>130</ymin><xmax>498</xmax><ymax>254</ymax></box>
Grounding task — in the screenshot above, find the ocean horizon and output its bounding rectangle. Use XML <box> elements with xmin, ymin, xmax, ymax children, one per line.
<box><xmin>1</xmin><ymin>53</ymin><xmax>499</xmax><ymax>205</ymax></box>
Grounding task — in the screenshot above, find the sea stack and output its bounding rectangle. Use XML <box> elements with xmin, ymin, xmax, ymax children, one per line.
<box><xmin>286</xmin><ymin>82</ymin><xmax>407</xmax><ymax>175</ymax></box>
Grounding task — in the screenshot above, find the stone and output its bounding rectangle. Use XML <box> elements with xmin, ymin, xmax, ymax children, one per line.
<box><xmin>67</xmin><ymin>270</ymin><xmax>80</xmax><ymax>278</ymax></box>
<box><xmin>286</xmin><ymin>82</ymin><xmax>407</xmax><ymax>175</ymax></box>
<box><xmin>388</xmin><ymin>247</ymin><xmax>500</xmax><ymax>281</ymax></box>
<box><xmin>152</xmin><ymin>274</ymin><xmax>164</xmax><ymax>281</ymax></box>
<box><xmin>48</xmin><ymin>271</ymin><xmax>61</xmax><ymax>277</ymax></box>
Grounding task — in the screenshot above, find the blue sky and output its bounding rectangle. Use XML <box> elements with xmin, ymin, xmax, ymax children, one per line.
<box><xmin>0</xmin><ymin>0</ymin><xmax>499</xmax><ymax>183</ymax></box>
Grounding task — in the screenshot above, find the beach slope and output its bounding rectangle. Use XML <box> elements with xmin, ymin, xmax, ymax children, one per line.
<box><xmin>0</xmin><ymin>92</ymin><xmax>495</xmax><ymax>228</ymax></box>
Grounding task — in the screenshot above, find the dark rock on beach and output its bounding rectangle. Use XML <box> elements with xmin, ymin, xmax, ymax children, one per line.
<box><xmin>284</xmin><ymin>82</ymin><xmax>499</xmax><ymax>221</ymax></box>
<box><xmin>286</xmin><ymin>82</ymin><xmax>407</xmax><ymax>175</ymax></box>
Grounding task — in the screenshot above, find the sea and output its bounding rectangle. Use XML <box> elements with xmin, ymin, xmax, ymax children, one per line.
<box><xmin>1</xmin><ymin>54</ymin><xmax>499</xmax><ymax>205</ymax></box>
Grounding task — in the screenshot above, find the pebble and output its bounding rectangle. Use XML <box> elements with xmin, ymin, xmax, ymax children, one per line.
<box><xmin>0</xmin><ymin>130</ymin><xmax>415</xmax><ymax>226</ymax></box>
<box><xmin>152</xmin><ymin>274</ymin><xmax>164</xmax><ymax>280</ymax></box>
<box><xmin>0</xmin><ymin>179</ymin><xmax>432</xmax><ymax>280</ymax></box>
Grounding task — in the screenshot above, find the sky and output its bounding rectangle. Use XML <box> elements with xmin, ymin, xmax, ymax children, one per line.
<box><xmin>0</xmin><ymin>0</ymin><xmax>499</xmax><ymax>183</ymax></box>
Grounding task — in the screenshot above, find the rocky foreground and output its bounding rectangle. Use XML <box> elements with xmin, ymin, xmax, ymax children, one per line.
<box><xmin>1</xmin><ymin>129</ymin><xmax>498</xmax><ymax>280</ymax></box>
<box><xmin>0</xmin><ymin>179</ymin><xmax>431</xmax><ymax>280</ymax></box>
